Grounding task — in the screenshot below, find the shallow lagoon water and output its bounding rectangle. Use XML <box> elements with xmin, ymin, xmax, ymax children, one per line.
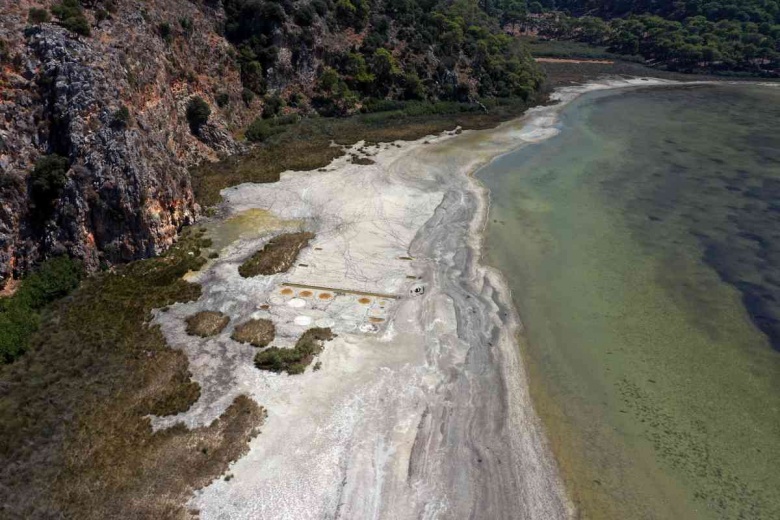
<box><xmin>479</xmin><ymin>84</ymin><xmax>780</xmax><ymax>519</ymax></box>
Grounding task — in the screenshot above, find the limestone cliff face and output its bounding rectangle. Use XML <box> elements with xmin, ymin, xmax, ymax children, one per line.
<box><xmin>0</xmin><ymin>1</ymin><xmax>250</xmax><ymax>284</ymax></box>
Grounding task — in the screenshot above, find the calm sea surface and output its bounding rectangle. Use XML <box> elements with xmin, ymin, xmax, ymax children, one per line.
<box><xmin>479</xmin><ymin>84</ymin><xmax>780</xmax><ymax>519</ymax></box>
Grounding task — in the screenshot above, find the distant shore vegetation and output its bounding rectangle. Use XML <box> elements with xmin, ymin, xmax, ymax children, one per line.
<box><xmin>518</xmin><ymin>0</ymin><xmax>780</xmax><ymax>75</ymax></box>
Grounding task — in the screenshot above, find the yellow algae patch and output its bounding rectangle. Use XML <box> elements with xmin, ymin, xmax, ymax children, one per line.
<box><xmin>202</xmin><ymin>208</ymin><xmax>300</xmax><ymax>253</ymax></box>
<box><xmin>280</xmin><ymin>288</ymin><xmax>294</xmax><ymax>296</ymax></box>
<box><xmin>358</xmin><ymin>297</ymin><xmax>371</xmax><ymax>305</ymax></box>
<box><xmin>299</xmin><ymin>290</ymin><xmax>314</xmax><ymax>298</ymax></box>
<box><xmin>318</xmin><ymin>293</ymin><xmax>333</xmax><ymax>300</ymax></box>
<box><xmin>369</xmin><ymin>317</ymin><xmax>385</xmax><ymax>323</ymax></box>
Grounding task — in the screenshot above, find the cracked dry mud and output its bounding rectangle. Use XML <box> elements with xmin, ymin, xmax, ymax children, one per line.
<box><xmin>152</xmin><ymin>79</ymin><xmax>672</xmax><ymax>519</ymax></box>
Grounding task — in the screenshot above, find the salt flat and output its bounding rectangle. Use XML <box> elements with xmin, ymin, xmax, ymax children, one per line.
<box><xmin>152</xmin><ymin>78</ymin><xmax>672</xmax><ymax>519</ymax></box>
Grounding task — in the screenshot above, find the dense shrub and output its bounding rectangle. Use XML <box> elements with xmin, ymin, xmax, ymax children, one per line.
<box><xmin>215</xmin><ymin>92</ymin><xmax>230</xmax><ymax>108</ymax></box>
<box><xmin>245</xmin><ymin>118</ymin><xmax>274</xmax><ymax>142</ymax></box>
<box><xmin>261</xmin><ymin>94</ymin><xmax>285</xmax><ymax>119</ymax></box>
<box><xmin>111</xmin><ymin>105</ymin><xmax>130</xmax><ymax>129</ymax></box>
<box><xmin>51</xmin><ymin>0</ymin><xmax>91</xmax><ymax>37</ymax></box>
<box><xmin>254</xmin><ymin>327</ymin><xmax>334</xmax><ymax>374</ymax></box>
<box><xmin>28</xmin><ymin>8</ymin><xmax>51</xmax><ymax>24</ymax></box>
<box><xmin>186</xmin><ymin>96</ymin><xmax>211</xmax><ymax>135</ymax></box>
<box><xmin>30</xmin><ymin>154</ymin><xmax>69</xmax><ymax>216</ymax></box>
<box><xmin>242</xmin><ymin>87</ymin><xmax>255</xmax><ymax>106</ymax></box>
<box><xmin>158</xmin><ymin>22</ymin><xmax>172</xmax><ymax>42</ymax></box>
<box><xmin>294</xmin><ymin>3</ymin><xmax>316</xmax><ymax>25</ymax></box>
<box><xmin>0</xmin><ymin>256</ymin><xmax>83</xmax><ymax>363</ymax></box>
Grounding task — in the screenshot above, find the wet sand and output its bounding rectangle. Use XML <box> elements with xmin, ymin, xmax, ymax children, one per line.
<box><xmin>152</xmin><ymin>78</ymin><xmax>673</xmax><ymax>519</ymax></box>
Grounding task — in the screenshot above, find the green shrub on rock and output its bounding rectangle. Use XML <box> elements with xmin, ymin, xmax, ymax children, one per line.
<box><xmin>28</xmin><ymin>8</ymin><xmax>51</xmax><ymax>24</ymax></box>
<box><xmin>51</xmin><ymin>0</ymin><xmax>91</xmax><ymax>37</ymax></box>
<box><xmin>186</xmin><ymin>96</ymin><xmax>211</xmax><ymax>135</ymax></box>
<box><xmin>245</xmin><ymin>118</ymin><xmax>273</xmax><ymax>142</ymax></box>
<box><xmin>30</xmin><ymin>154</ymin><xmax>69</xmax><ymax>217</ymax></box>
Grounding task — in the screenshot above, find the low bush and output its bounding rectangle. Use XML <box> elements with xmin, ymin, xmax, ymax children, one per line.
<box><xmin>215</xmin><ymin>92</ymin><xmax>230</xmax><ymax>108</ymax></box>
<box><xmin>158</xmin><ymin>22</ymin><xmax>172</xmax><ymax>42</ymax></box>
<box><xmin>242</xmin><ymin>88</ymin><xmax>255</xmax><ymax>106</ymax></box>
<box><xmin>245</xmin><ymin>113</ymin><xmax>300</xmax><ymax>142</ymax></box>
<box><xmin>186</xmin><ymin>96</ymin><xmax>211</xmax><ymax>135</ymax></box>
<box><xmin>244</xmin><ymin>119</ymin><xmax>275</xmax><ymax>142</ymax></box>
<box><xmin>0</xmin><ymin>256</ymin><xmax>83</xmax><ymax>363</ymax></box>
<box><xmin>254</xmin><ymin>327</ymin><xmax>334</xmax><ymax>374</ymax></box>
<box><xmin>30</xmin><ymin>154</ymin><xmax>69</xmax><ymax>217</ymax></box>
<box><xmin>262</xmin><ymin>95</ymin><xmax>285</xmax><ymax>119</ymax></box>
<box><xmin>111</xmin><ymin>105</ymin><xmax>130</xmax><ymax>129</ymax></box>
<box><xmin>51</xmin><ymin>0</ymin><xmax>90</xmax><ymax>37</ymax></box>
<box><xmin>28</xmin><ymin>8</ymin><xmax>51</xmax><ymax>24</ymax></box>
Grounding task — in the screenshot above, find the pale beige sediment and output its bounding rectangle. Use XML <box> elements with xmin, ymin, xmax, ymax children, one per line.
<box><xmin>151</xmin><ymin>78</ymin><xmax>675</xmax><ymax>519</ymax></box>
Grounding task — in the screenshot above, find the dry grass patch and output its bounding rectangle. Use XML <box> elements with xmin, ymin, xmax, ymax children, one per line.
<box><xmin>231</xmin><ymin>318</ymin><xmax>276</xmax><ymax>348</ymax></box>
<box><xmin>191</xmin><ymin>98</ymin><xmax>539</xmax><ymax>207</ymax></box>
<box><xmin>254</xmin><ymin>327</ymin><xmax>334</xmax><ymax>375</ymax></box>
<box><xmin>238</xmin><ymin>232</ymin><xmax>314</xmax><ymax>278</ymax></box>
<box><xmin>185</xmin><ymin>310</ymin><xmax>230</xmax><ymax>337</ymax></box>
<box><xmin>0</xmin><ymin>228</ymin><xmax>264</xmax><ymax>519</ymax></box>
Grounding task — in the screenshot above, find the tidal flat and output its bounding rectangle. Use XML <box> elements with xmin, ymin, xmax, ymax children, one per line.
<box><xmin>479</xmin><ymin>83</ymin><xmax>780</xmax><ymax>519</ymax></box>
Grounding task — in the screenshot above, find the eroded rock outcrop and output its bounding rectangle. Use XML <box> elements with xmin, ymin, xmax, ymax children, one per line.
<box><xmin>0</xmin><ymin>1</ymin><xmax>249</xmax><ymax>284</ymax></box>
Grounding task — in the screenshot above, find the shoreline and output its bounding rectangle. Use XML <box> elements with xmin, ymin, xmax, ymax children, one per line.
<box><xmin>155</xmin><ymin>78</ymin><xmax>675</xmax><ymax>518</ymax></box>
<box><xmin>474</xmin><ymin>80</ymin><xmax>780</xmax><ymax>519</ymax></box>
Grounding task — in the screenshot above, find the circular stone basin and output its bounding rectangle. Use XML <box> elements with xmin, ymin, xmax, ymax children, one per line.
<box><xmin>288</xmin><ymin>298</ymin><xmax>306</xmax><ymax>308</ymax></box>
<box><xmin>358</xmin><ymin>297</ymin><xmax>371</xmax><ymax>305</ymax></box>
<box><xmin>318</xmin><ymin>293</ymin><xmax>333</xmax><ymax>300</ymax></box>
<box><xmin>294</xmin><ymin>315</ymin><xmax>313</xmax><ymax>326</ymax></box>
<box><xmin>315</xmin><ymin>318</ymin><xmax>335</xmax><ymax>328</ymax></box>
<box><xmin>299</xmin><ymin>290</ymin><xmax>313</xmax><ymax>298</ymax></box>
<box><xmin>280</xmin><ymin>288</ymin><xmax>294</xmax><ymax>296</ymax></box>
<box><xmin>359</xmin><ymin>323</ymin><xmax>378</xmax><ymax>333</ymax></box>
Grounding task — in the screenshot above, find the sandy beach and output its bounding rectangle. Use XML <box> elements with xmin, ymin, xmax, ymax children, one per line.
<box><xmin>151</xmin><ymin>78</ymin><xmax>673</xmax><ymax>519</ymax></box>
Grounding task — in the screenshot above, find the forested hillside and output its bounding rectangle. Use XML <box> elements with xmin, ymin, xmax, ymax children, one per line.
<box><xmin>528</xmin><ymin>0</ymin><xmax>780</xmax><ymax>74</ymax></box>
<box><xmin>222</xmin><ymin>0</ymin><xmax>544</xmax><ymax>118</ymax></box>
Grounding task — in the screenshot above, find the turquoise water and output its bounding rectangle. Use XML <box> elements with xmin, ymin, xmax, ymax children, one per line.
<box><xmin>479</xmin><ymin>84</ymin><xmax>780</xmax><ymax>519</ymax></box>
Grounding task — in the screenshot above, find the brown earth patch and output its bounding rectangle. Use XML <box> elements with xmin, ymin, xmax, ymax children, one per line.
<box><xmin>231</xmin><ymin>318</ymin><xmax>276</xmax><ymax>348</ymax></box>
<box><xmin>185</xmin><ymin>311</ymin><xmax>230</xmax><ymax>337</ymax></box>
<box><xmin>318</xmin><ymin>293</ymin><xmax>332</xmax><ymax>300</ymax></box>
<box><xmin>239</xmin><ymin>232</ymin><xmax>315</xmax><ymax>278</ymax></box>
<box><xmin>358</xmin><ymin>297</ymin><xmax>371</xmax><ymax>304</ymax></box>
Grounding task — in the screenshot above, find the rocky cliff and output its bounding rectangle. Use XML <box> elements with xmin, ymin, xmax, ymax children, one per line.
<box><xmin>0</xmin><ymin>0</ymin><xmax>544</xmax><ymax>288</ymax></box>
<box><xmin>0</xmin><ymin>0</ymin><xmax>250</xmax><ymax>286</ymax></box>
